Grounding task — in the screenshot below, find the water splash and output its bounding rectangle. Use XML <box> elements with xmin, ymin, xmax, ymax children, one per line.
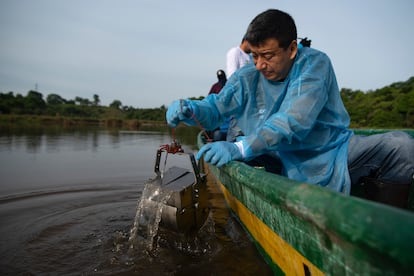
<box><xmin>128</xmin><ymin>177</ymin><xmax>172</xmax><ymax>252</ymax></box>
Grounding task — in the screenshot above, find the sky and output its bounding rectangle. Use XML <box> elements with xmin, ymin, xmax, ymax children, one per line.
<box><xmin>1</xmin><ymin>0</ymin><xmax>413</xmax><ymax>108</ymax></box>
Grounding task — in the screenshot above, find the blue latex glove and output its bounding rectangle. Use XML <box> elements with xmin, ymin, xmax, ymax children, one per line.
<box><xmin>196</xmin><ymin>141</ymin><xmax>242</xmax><ymax>167</ymax></box>
<box><xmin>166</xmin><ymin>99</ymin><xmax>193</xmax><ymax>127</ymax></box>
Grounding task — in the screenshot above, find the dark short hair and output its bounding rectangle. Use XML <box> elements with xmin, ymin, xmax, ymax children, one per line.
<box><xmin>245</xmin><ymin>9</ymin><xmax>297</xmax><ymax>49</ymax></box>
<box><xmin>217</xmin><ymin>69</ymin><xmax>226</xmax><ymax>80</ymax></box>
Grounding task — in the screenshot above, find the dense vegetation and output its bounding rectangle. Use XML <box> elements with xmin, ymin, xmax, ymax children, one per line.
<box><xmin>0</xmin><ymin>76</ymin><xmax>413</xmax><ymax>128</ymax></box>
<box><xmin>342</xmin><ymin>76</ymin><xmax>414</xmax><ymax>128</ymax></box>
<box><xmin>0</xmin><ymin>92</ymin><xmax>167</xmax><ymax>122</ymax></box>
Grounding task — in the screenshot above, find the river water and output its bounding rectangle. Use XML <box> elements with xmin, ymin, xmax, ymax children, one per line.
<box><xmin>0</xmin><ymin>125</ymin><xmax>272</xmax><ymax>275</ymax></box>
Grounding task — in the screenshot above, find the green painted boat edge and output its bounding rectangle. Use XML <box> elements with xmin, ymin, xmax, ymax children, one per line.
<box><xmin>197</xmin><ymin>131</ymin><xmax>414</xmax><ymax>275</ymax></box>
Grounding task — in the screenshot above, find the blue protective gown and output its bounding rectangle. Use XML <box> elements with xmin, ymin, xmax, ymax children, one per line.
<box><xmin>192</xmin><ymin>47</ymin><xmax>353</xmax><ymax>193</ymax></box>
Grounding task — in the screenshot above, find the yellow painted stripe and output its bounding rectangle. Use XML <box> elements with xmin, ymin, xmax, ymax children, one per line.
<box><xmin>219</xmin><ymin>182</ymin><xmax>325</xmax><ymax>276</ymax></box>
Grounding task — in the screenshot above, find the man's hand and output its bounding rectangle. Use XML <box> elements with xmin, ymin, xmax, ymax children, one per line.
<box><xmin>166</xmin><ymin>99</ymin><xmax>193</xmax><ymax>127</ymax></box>
<box><xmin>196</xmin><ymin>141</ymin><xmax>242</xmax><ymax>167</ymax></box>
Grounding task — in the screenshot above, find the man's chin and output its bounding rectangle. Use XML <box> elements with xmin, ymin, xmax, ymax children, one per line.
<box><xmin>261</xmin><ymin>71</ymin><xmax>277</xmax><ymax>80</ymax></box>
<box><xmin>262</xmin><ymin>71</ymin><xmax>286</xmax><ymax>81</ymax></box>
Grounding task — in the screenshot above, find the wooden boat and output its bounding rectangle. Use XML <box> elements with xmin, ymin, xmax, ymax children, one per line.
<box><xmin>197</xmin><ymin>130</ymin><xmax>414</xmax><ymax>275</ymax></box>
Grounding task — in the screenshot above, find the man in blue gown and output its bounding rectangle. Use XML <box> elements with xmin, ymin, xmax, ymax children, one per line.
<box><xmin>166</xmin><ymin>9</ymin><xmax>414</xmax><ymax>204</ymax></box>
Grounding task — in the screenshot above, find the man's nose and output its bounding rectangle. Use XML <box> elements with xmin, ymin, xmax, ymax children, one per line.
<box><xmin>255</xmin><ymin>57</ymin><xmax>266</xmax><ymax>70</ymax></box>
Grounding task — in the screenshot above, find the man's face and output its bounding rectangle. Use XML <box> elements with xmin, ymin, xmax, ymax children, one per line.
<box><xmin>250</xmin><ymin>38</ymin><xmax>297</xmax><ymax>81</ymax></box>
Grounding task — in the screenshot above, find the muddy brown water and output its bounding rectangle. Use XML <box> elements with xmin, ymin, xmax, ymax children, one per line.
<box><xmin>0</xmin><ymin>127</ymin><xmax>272</xmax><ymax>275</ymax></box>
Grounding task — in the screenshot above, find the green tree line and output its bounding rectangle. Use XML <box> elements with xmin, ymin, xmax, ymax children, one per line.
<box><xmin>1</xmin><ymin>76</ymin><xmax>413</xmax><ymax>128</ymax></box>
<box><xmin>0</xmin><ymin>91</ymin><xmax>168</xmax><ymax>122</ymax></box>
<box><xmin>342</xmin><ymin>76</ymin><xmax>414</xmax><ymax>128</ymax></box>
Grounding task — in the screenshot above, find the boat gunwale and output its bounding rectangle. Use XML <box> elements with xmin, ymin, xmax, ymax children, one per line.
<box><xmin>197</xmin><ymin>131</ymin><xmax>414</xmax><ymax>275</ymax></box>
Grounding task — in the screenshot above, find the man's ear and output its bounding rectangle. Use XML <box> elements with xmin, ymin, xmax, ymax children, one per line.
<box><xmin>289</xmin><ymin>40</ymin><xmax>298</xmax><ymax>60</ymax></box>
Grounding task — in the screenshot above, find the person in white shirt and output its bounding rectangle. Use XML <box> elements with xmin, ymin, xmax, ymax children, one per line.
<box><xmin>225</xmin><ymin>36</ymin><xmax>252</xmax><ymax>141</ymax></box>
<box><xmin>226</xmin><ymin>36</ymin><xmax>251</xmax><ymax>77</ymax></box>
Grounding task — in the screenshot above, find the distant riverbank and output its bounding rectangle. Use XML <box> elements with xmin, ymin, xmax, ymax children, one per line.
<box><xmin>0</xmin><ymin>114</ymin><xmax>167</xmax><ymax>130</ymax></box>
